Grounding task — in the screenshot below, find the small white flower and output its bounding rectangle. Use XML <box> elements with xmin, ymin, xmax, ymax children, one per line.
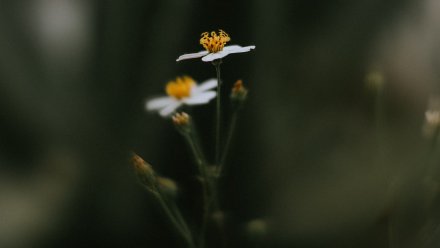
<box><xmin>146</xmin><ymin>76</ymin><xmax>217</xmax><ymax>117</ymax></box>
<box><xmin>176</xmin><ymin>29</ymin><xmax>255</xmax><ymax>62</ymax></box>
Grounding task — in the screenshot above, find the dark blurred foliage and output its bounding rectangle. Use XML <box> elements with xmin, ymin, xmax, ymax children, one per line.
<box><xmin>3</xmin><ymin>0</ymin><xmax>440</xmax><ymax>247</ymax></box>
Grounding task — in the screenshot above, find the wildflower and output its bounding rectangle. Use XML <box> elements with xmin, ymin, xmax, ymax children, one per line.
<box><xmin>146</xmin><ymin>76</ymin><xmax>217</xmax><ymax>117</ymax></box>
<box><xmin>176</xmin><ymin>29</ymin><xmax>255</xmax><ymax>62</ymax></box>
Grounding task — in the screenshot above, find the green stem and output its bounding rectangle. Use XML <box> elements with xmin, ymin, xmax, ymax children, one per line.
<box><xmin>167</xmin><ymin>198</ymin><xmax>193</xmax><ymax>240</ymax></box>
<box><xmin>211</xmin><ymin>60</ymin><xmax>227</xmax><ymax>246</ymax></box>
<box><xmin>185</xmin><ymin>133</ymin><xmax>206</xmax><ymax>174</ymax></box>
<box><xmin>214</xmin><ymin>60</ymin><xmax>222</xmax><ymax>167</ymax></box>
<box><xmin>183</xmin><ymin>132</ymin><xmax>210</xmax><ymax>248</ymax></box>
<box><xmin>153</xmin><ymin>193</ymin><xmax>195</xmax><ymax>248</ymax></box>
<box><xmin>218</xmin><ymin>110</ymin><xmax>239</xmax><ymax>176</ymax></box>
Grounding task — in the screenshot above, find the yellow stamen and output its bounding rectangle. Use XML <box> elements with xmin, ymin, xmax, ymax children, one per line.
<box><xmin>165</xmin><ymin>76</ymin><xmax>195</xmax><ymax>99</ymax></box>
<box><xmin>200</xmin><ymin>29</ymin><xmax>231</xmax><ymax>53</ymax></box>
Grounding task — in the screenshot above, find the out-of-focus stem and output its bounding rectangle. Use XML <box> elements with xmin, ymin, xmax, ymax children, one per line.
<box><xmin>218</xmin><ymin>110</ymin><xmax>239</xmax><ymax>175</ymax></box>
<box><xmin>153</xmin><ymin>192</ymin><xmax>195</xmax><ymax>248</ymax></box>
<box><xmin>182</xmin><ymin>131</ymin><xmax>210</xmax><ymax>248</ymax></box>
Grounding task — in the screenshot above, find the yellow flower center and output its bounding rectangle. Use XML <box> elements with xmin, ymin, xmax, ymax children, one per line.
<box><xmin>200</xmin><ymin>29</ymin><xmax>231</xmax><ymax>53</ymax></box>
<box><xmin>166</xmin><ymin>76</ymin><xmax>195</xmax><ymax>99</ymax></box>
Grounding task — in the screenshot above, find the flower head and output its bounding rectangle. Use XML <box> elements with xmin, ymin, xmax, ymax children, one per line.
<box><xmin>146</xmin><ymin>76</ymin><xmax>217</xmax><ymax>117</ymax></box>
<box><xmin>176</xmin><ymin>29</ymin><xmax>255</xmax><ymax>62</ymax></box>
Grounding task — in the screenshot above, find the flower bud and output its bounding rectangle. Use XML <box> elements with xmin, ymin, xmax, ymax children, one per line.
<box><xmin>157</xmin><ymin>176</ymin><xmax>178</xmax><ymax>198</ymax></box>
<box><xmin>231</xmin><ymin>79</ymin><xmax>248</xmax><ymax>103</ymax></box>
<box><xmin>172</xmin><ymin>112</ymin><xmax>191</xmax><ymax>134</ymax></box>
<box><xmin>131</xmin><ymin>153</ymin><xmax>156</xmax><ymax>191</ymax></box>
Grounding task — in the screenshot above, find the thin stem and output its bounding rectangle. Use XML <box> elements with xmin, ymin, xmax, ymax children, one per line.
<box><xmin>167</xmin><ymin>198</ymin><xmax>193</xmax><ymax>240</ymax></box>
<box><xmin>185</xmin><ymin>133</ymin><xmax>206</xmax><ymax>173</ymax></box>
<box><xmin>214</xmin><ymin>60</ymin><xmax>222</xmax><ymax>166</ymax></box>
<box><xmin>211</xmin><ymin>60</ymin><xmax>226</xmax><ymax>247</ymax></box>
<box><xmin>218</xmin><ymin>110</ymin><xmax>239</xmax><ymax>176</ymax></box>
<box><xmin>153</xmin><ymin>193</ymin><xmax>185</xmax><ymax>234</ymax></box>
<box><xmin>153</xmin><ymin>193</ymin><xmax>195</xmax><ymax>248</ymax></box>
<box><xmin>189</xmin><ymin>123</ymin><xmax>208</xmax><ymax>165</ymax></box>
<box><xmin>183</xmin><ymin>132</ymin><xmax>210</xmax><ymax>248</ymax></box>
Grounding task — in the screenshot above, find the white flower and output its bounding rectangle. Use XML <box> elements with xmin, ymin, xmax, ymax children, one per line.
<box><xmin>176</xmin><ymin>29</ymin><xmax>255</xmax><ymax>62</ymax></box>
<box><xmin>146</xmin><ymin>76</ymin><xmax>217</xmax><ymax>117</ymax></box>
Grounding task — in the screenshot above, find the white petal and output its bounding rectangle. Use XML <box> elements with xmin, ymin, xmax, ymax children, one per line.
<box><xmin>201</xmin><ymin>51</ymin><xmax>229</xmax><ymax>62</ymax></box>
<box><xmin>193</xmin><ymin>78</ymin><xmax>217</xmax><ymax>93</ymax></box>
<box><xmin>176</xmin><ymin>50</ymin><xmax>209</xmax><ymax>61</ymax></box>
<box><xmin>184</xmin><ymin>91</ymin><xmax>216</xmax><ymax>105</ymax></box>
<box><xmin>159</xmin><ymin>101</ymin><xmax>181</xmax><ymax>117</ymax></box>
<box><xmin>223</xmin><ymin>45</ymin><xmax>256</xmax><ymax>53</ymax></box>
<box><xmin>201</xmin><ymin>45</ymin><xmax>256</xmax><ymax>62</ymax></box>
<box><xmin>146</xmin><ymin>96</ymin><xmax>174</xmax><ymax>110</ymax></box>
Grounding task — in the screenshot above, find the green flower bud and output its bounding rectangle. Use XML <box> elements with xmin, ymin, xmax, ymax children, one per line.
<box><xmin>157</xmin><ymin>176</ymin><xmax>178</xmax><ymax>198</ymax></box>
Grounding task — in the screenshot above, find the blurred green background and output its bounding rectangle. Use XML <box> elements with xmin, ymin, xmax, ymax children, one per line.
<box><xmin>2</xmin><ymin>0</ymin><xmax>440</xmax><ymax>247</ymax></box>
